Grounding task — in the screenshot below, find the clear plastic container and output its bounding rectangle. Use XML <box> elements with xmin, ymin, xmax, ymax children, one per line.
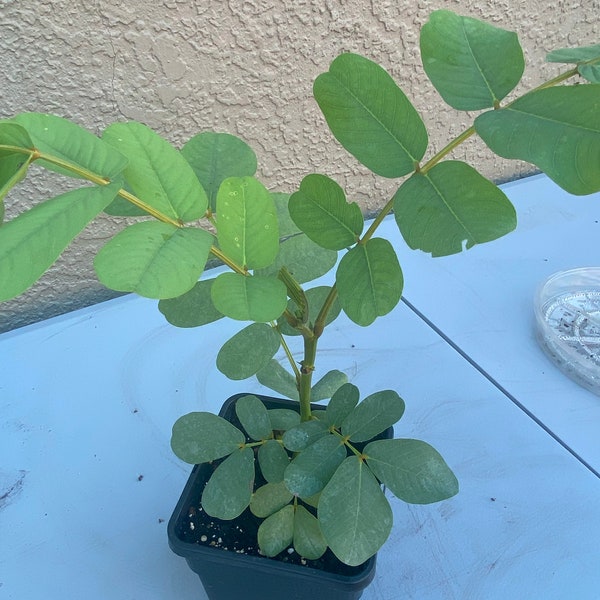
<box><xmin>534</xmin><ymin>267</ymin><xmax>600</xmax><ymax>395</ymax></box>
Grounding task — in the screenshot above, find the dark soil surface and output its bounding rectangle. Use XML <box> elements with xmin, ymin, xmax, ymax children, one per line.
<box><xmin>177</xmin><ymin>473</ymin><xmax>365</xmax><ymax>578</ymax></box>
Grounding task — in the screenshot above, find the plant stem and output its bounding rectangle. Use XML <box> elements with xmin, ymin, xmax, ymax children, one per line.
<box><xmin>273</xmin><ymin>324</ymin><xmax>302</xmax><ymax>382</ymax></box>
<box><xmin>298</xmin><ymin>333</ymin><xmax>318</xmax><ymax>421</ymax></box>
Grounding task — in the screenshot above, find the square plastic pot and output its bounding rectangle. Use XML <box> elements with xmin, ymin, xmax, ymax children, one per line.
<box><xmin>168</xmin><ymin>393</ymin><xmax>390</xmax><ymax>600</ymax></box>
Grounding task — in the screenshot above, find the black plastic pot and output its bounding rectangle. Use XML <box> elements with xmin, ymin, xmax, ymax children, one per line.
<box><xmin>168</xmin><ymin>394</ymin><xmax>390</xmax><ymax>600</ymax></box>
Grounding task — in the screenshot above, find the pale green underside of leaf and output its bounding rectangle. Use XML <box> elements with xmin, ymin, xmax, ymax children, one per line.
<box><xmin>365</xmin><ymin>438</ymin><xmax>459</xmax><ymax>504</ymax></box>
<box><xmin>170</xmin><ymin>411</ymin><xmax>245</xmax><ymax>464</ymax></box>
<box><xmin>314</xmin><ymin>53</ymin><xmax>428</xmax><ymax>178</ymax></box>
<box><xmin>475</xmin><ymin>85</ymin><xmax>600</xmax><ymax>195</ymax></box>
<box><xmin>0</xmin><ymin>181</ymin><xmax>121</xmax><ymax>301</ymax></box>
<box><xmin>420</xmin><ymin>10</ymin><xmax>524</xmax><ymax>110</ymax></box>
<box><xmin>103</xmin><ymin>121</ymin><xmax>207</xmax><ymax>222</ymax></box>
<box><xmin>319</xmin><ymin>456</ymin><xmax>393</xmax><ymax>566</ymax></box>
<box><xmin>94</xmin><ymin>221</ymin><xmax>213</xmax><ymax>299</ymax></box>
<box><xmin>394</xmin><ymin>161</ymin><xmax>517</xmax><ymax>257</ymax></box>
<box><xmin>202</xmin><ymin>447</ymin><xmax>255</xmax><ymax>520</ymax></box>
<box><xmin>11</xmin><ymin>113</ymin><xmax>128</xmax><ymax>180</ymax></box>
<box><xmin>211</xmin><ymin>272</ymin><xmax>288</xmax><ymax>322</ymax></box>
<box><xmin>336</xmin><ymin>237</ymin><xmax>403</xmax><ymax>326</ymax></box>
<box><xmin>217</xmin><ymin>323</ymin><xmax>280</xmax><ymax>380</ymax></box>
<box><xmin>181</xmin><ymin>131</ymin><xmax>257</xmax><ymax>212</ymax></box>
<box><xmin>217</xmin><ymin>176</ymin><xmax>279</xmax><ymax>269</ymax></box>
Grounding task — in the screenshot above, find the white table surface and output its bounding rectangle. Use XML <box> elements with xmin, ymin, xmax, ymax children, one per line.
<box><xmin>388</xmin><ymin>173</ymin><xmax>600</xmax><ymax>475</ymax></box>
<box><xmin>2</xmin><ymin>174</ymin><xmax>600</xmax><ymax>599</ymax></box>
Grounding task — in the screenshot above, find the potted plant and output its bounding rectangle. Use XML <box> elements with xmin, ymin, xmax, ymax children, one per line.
<box><xmin>0</xmin><ymin>10</ymin><xmax>598</xmax><ymax>600</ymax></box>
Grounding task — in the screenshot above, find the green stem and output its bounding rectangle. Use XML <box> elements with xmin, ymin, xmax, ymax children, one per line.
<box><xmin>314</xmin><ymin>285</ymin><xmax>339</xmax><ymax>338</ymax></box>
<box><xmin>298</xmin><ymin>333</ymin><xmax>318</xmax><ymax>421</ymax></box>
<box><xmin>273</xmin><ymin>323</ymin><xmax>302</xmax><ymax>382</ymax></box>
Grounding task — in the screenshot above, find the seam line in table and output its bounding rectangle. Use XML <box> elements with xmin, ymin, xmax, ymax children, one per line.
<box><xmin>402</xmin><ymin>297</ymin><xmax>600</xmax><ymax>480</ymax></box>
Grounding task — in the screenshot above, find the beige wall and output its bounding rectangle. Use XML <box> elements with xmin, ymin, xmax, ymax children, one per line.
<box><xmin>0</xmin><ymin>0</ymin><xmax>598</xmax><ymax>332</ymax></box>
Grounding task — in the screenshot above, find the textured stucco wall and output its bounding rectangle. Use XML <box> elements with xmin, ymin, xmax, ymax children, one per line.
<box><xmin>0</xmin><ymin>0</ymin><xmax>598</xmax><ymax>332</ymax></box>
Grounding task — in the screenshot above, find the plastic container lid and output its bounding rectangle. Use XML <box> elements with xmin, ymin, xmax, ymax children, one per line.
<box><xmin>534</xmin><ymin>267</ymin><xmax>600</xmax><ymax>395</ymax></box>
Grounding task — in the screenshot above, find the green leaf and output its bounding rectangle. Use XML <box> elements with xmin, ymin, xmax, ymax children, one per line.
<box><xmin>0</xmin><ymin>123</ymin><xmax>35</xmax><ymax>203</ymax></box>
<box><xmin>311</xmin><ymin>369</ymin><xmax>348</xmax><ymax>401</ymax></box>
<box><xmin>283</xmin><ymin>420</ymin><xmax>329</xmax><ymax>452</ymax></box>
<box><xmin>170</xmin><ymin>411</ymin><xmax>245</xmax><ymax>464</ymax></box>
<box><xmin>272</xmin><ymin>192</ymin><xmax>299</xmax><ymax>237</ymax></box>
<box><xmin>336</xmin><ymin>238</ymin><xmax>403</xmax><ymax>326</ymax></box>
<box><xmin>394</xmin><ymin>161</ymin><xmax>517</xmax><ymax>257</ymax></box>
<box><xmin>94</xmin><ymin>222</ymin><xmax>213</xmax><ymax>299</ymax></box>
<box><xmin>217</xmin><ymin>176</ymin><xmax>279</xmax><ymax>269</ymax></box>
<box><xmin>547</xmin><ymin>44</ymin><xmax>600</xmax><ymax>83</ymax></box>
<box><xmin>103</xmin><ymin>182</ymin><xmax>148</xmax><ymax>217</ymax></box>
<box><xmin>11</xmin><ymin>113</ymin><xmax>128</xmax><ymax>179</ymax></box>
<box><xmin>158</xmin><ymin>278</ymin><xmax>223</xmax><ymax>328</ymax></box>
<box><xmin>0</xmin><ymin>153</ymin><xmax>32</xmax><ymax>204</ymax></box>
<box><xmin>257</xmin><ymin>360</ymin><xmax>300</xmax><ymax>401</ymax></box>
<box><xmin>235</xmin><ymin>394</ymin><xmax>273</xmax><ymax>441</ymax></box>
<box><xmin>284</xmin><ymin>434</ymin><xmax>347</xmax><ymax>497</ymax></box>
<box><xmin>575</xmin><ymin>64</ymin><xmax>599</xmax><ymax>84</ymax></box>
<box><xmin>314</xmin><ymin>53</ymin><xmax>428</xmax><ymax>178</ymax></box>
<box><xmin>341</xmin><ymin>389</ymin><xmax>404</xmax><ymax>442</ymax></box>
<box><xmin>0</xmin><ymin>181</ymin><xmax>121</xmax><ymax>301</ymax></box>
<box><xmin>300</xmin><ymin>492</ymin><xmax>321</xmax><ymax>509</ymax></box>
<box><xmin>547</xmin><ymin>44</ymin><xmax>600</xmax><ymax>64</ymax></box>
<box><xmin>0</xmin><ymin>120</ymin><xmax>34</xmax><ymax>152</ymax></box>
<box><xmin>250</xmin><ymin>481</ymin><xmax>293</xmax><ymax>518</ymax></box>
<box><xmin>288</xmin><ymin>174</ymin><xmax>363</xmax><ymax>250</ymax></box>
<box><xmin>255</xmin><ymin>234</ymin><xmax>338</xmax><ymax>285</ymax></box>
<box><xmin>420</xmin><ymin>10</ymin><xmax>524</xmax><ymax>110</ymax></box>
<box><xmin>103</xmin><ymin>121</ymin><xmax>207</xmax><ymax>221</ymax></box>
<box><xmin>211</xmin><ymin>272</ymin><xmax>288</xmax><ymax>322</ymax></box>
<box><xmin>318</xmin><ymin>456</ymin><xmax>392</xmax><ymax>566</ymax></box>
<box><xmin>258</xmin><ymin>505</ymin><xmax>295</xmax><ymax>557</ymax></box>
<box><xmin>365</xmin><ymin>438</ymin><xmax>459</xmax><ymax>504</ymax></box>
<box><xmin>326</xmin><ymin>383</ymin><xmax>360</xmax><ymax>428</ymax></box>
<box><xmin>181</xmin><ymin>131</ymin><xmax>257</xmax><ymax>212</ymax></box>
<box><xmin>258</xmin><ymin>439</ymin><xmax>291</xmax><ymax>483</ymax></box>
<box><xmin>293</xmin><ymin>505</ymin><xmax>328</xmax><ymax>560</ymax></box>
<box><xmin>202</xmin><ymin>447</ymin><xmax>255</xmax><ymax>520</ymax></box>
<box><xmin>475</xmin><ymin>85</ymin><xmax>600</xmax><ymax>195</ymax></box>
<box><xmin>216</xmin><ymin>323</ymin><xmax>280</xmax><ymax>380</ymax></box>
<box><xmin>268</xmin><ymin>407</ymin><xmax>301</xmax><ymax>431</ymax></box>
